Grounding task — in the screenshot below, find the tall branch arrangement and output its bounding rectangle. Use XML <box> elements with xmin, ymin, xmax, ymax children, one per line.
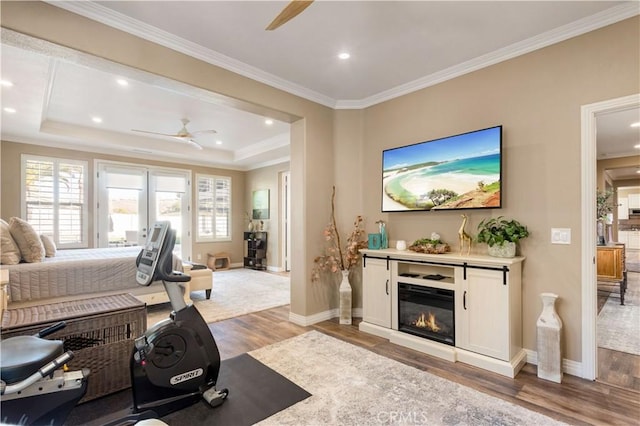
<box><xmin>311</xmin><ymin>186</ymin><xmax>367</xmax><ymax>282</ymax></box>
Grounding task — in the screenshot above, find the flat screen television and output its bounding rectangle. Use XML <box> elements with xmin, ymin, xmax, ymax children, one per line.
<box><xmin>382</xmin><ymin>125</ymin><xmax>502</xmax><ymax>212</ymax></box>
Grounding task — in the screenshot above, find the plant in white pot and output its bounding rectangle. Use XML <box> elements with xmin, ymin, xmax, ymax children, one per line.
<box><xmin>475</xmin><ymin>216</ymin><xmax>529</xmax><ymax>258</ymax></box>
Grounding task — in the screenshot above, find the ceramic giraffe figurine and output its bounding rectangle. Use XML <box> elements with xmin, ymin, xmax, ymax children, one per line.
<box><xmin>458</xmin><ymin>214</ymin><xmax>472</xmax><ymax>255</ymax></box>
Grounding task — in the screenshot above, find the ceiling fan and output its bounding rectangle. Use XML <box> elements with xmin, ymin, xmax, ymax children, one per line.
<box><xmin>266</xmin><ymin>0</ymin><xmax>314</xmax><ymax>30</ymax></box>
<box><xmin>132</xmin><ymin>118</ymin><xmax>216</xmax><ymax>150</ymax></box>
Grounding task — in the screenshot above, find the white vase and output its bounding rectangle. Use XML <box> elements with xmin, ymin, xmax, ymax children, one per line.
<box><xmin>339</xmin><ymin>270</ymin><xmax>352</xmax><ymax>325</ymax></box>
<box><xmin>487</xmin><ymin>241</ymin><xmax>516</xmax><ymax>258</ymax></box>
<box><xmin>536</xmin><ymin>292</ymin><xmax>563</xmax><ymax>383</ymax></box>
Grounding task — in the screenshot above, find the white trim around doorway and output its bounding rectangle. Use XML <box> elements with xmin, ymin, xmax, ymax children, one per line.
<box><xmin>581</xmin><ymin>93</ymin><xmax>640</xmax><ymax>380</ymax></box>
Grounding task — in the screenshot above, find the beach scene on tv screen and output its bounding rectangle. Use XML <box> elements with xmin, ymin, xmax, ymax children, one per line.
<box><xmin>382</xmin><ymin>127</ymin><xmax>501</xmax><ymax>211</ymax></box>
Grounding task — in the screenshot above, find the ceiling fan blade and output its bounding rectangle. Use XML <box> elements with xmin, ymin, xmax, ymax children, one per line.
<box><xmin>187</xmin><ymin>139</ymin><xmax>204</xmax><ymax>150</ymax></box>
<box><xmin>191</xmin><ymin>129</ymin><xmax>217</xmax><ymax>136</ymax></box>
<box><xmin>266</xmin><ymin>0</ymin><xmax>314</xmax><ymax>30</ymax></box>
<box><xmin>132</xmin><ymin>129</ymin><xmax>178</xmax><ymax>138</ymax></box>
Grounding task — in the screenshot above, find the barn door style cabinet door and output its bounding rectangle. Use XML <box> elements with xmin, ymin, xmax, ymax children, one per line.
<box><xmin>455</xmin><ymin>266</ymin><xmax>520</xmax><ymax>362</ymax></box>
<box><xmin>361</xmin><ymin>257</ymin><xmax>391</xmax><ymax>329</ymax></box>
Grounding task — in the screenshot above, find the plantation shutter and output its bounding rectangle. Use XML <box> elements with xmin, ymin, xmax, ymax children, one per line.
<box><xmin>196</xmin><ymin>175</ymin><xmax>231</xmax><ymax>242</ymax></box>
<box><xmin>23</xmin><ymin>156</ymin><xmax>87</xmax><ymax>247</ymax></box>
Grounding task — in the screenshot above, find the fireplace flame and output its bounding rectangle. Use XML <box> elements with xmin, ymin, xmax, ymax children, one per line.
<box><xmin>414</xmin><ymin>312</ymin><xmax>440</xmax><ymax>332</ymax></box>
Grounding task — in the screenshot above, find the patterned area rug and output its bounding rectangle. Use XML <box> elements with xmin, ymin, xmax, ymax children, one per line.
<box><xmin>597</xmin><ymin>271</ymin><xmax>640</xmax><ymax>355</ymax></box>
<box><xmin>627</xmin><ymin>262</ymin><xmax>640</xmax><ymax>273</ymax></box>
<box><xmin>147</xmin><ymin>269</ymin><xmax>290</xmax><ymax>325</ymax></box>
<box><xmin>250</xmin><ymin>331</ymin><xmax>566</xmax><ymax>426</ymax></box>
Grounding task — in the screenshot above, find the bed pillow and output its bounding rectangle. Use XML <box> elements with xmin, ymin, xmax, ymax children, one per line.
<box><xmin>9</xmin><ymin>217</ymin><xmax>45</xmax><ymax>263</ymax></box>
<box><xmin>0</xmin><ymin>218</ymin><xmax>21</xmax><ymax>265</ymax></box>
<box><xmin>40</xmin><ymin>234</ymin><xmax>57</xmax><ymax>257</ymax></box>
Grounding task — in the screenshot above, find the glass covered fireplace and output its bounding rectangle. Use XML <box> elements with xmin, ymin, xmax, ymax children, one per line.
<box><xmin>397</xmin><ymin>283</ymin><xmax>455</xmax><ymax>346</ymax></box>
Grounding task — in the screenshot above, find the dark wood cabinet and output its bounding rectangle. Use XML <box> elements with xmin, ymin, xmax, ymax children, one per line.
<box><xmin>244</xmin><ymin>231</ymin><xmax>267</xmax><ymax>270</ymax></box>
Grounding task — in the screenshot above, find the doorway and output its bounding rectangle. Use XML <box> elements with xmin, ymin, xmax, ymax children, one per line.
<box><xmin>581</xmin><ymin>93</ymin><xmax>640</xmax><ymax>382</ymax></box>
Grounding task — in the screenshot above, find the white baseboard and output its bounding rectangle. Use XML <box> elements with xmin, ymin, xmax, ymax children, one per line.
<box><xmin>267</xmin><ymin>265</ymin><xmax>284</xmax><ymax>272</ymax></box>
<box><xmin>290</xmin><ymin>309</ymin><xmax>338</xmax><ymax>326</ymax></box>
<box><xmin>524</xmin><ymin>349</ymin><xmax>582</xmax><ymax>378</ymax></box>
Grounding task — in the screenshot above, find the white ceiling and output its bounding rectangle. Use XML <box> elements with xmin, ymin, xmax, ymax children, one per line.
<box><xmin>1</xmin><ymin>1</ymin><xmax>639</xmax><ymax>170</ymax></box>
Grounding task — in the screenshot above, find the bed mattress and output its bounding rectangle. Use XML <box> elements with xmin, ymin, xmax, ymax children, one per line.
<box><xmin>3</xmin><ymin>247</ymin><xmax>174</xmax><ymax>303</ymax></box>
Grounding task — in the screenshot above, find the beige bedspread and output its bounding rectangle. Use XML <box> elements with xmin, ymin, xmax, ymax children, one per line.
<box><xmin>3</xmin><ymin>247</ymin><xmax>181</xmax><ymax>304</ymax></box>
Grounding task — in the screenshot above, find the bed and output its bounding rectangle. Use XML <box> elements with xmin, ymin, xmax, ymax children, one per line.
<box><xmin>3</xmin><ymin>247</ymin><xmax>193</xmax><ymax>308</ymax></box>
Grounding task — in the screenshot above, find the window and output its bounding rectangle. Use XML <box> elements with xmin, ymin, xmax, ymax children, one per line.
<box><xmin>96</xmin><ymin>161</ymin><xmax>191</xmax><ymax>260</ymax></box>
<box><xmin>196</xmin><ymin>174</ymin><xmax>231</xmax><ymax>242</ymax></box>
<box><xmin>22</xmin><ymin>155</ymin><xmax>88</xmax><ymax>248</ymax></box>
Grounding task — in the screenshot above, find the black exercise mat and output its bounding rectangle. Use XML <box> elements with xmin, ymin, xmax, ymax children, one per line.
<box><xmin>65</xmin><ymin>354</ymin><xmax>310</xmax><ymax>425</ymax></box>
<box><xmin>161</xmin><ymin>353</ymin><xmax>311</xmax><ymax>425</ymax></box>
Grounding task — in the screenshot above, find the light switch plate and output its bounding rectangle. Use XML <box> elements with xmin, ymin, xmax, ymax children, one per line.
<box><xmin>551</xmin><ymin>228</ymin><xmax>571</xmax><ymax>244</ymax></box>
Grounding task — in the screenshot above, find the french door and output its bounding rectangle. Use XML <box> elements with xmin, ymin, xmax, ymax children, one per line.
<box><xmin>96</xmin><ymin>162</ymin><xmax>192</xmax><ymax>260</ymax></box>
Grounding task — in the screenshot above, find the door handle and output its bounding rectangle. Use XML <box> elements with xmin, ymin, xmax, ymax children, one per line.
<box><xmin>385</xmin><ymin>279</ymin><xmax>389</xmax><ymax>295</ymax></box>
<box><xmin>463</xmin><ymin>291</ymin><xmax>467</xmax><ymax>310</ymax></box>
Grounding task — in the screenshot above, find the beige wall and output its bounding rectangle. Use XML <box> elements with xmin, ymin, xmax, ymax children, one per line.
<box><xmin>245</xmin><ymin>162</ymin><xmax>290</xmax><ymax>270</ymax></box>
<box><xmin>0</xmin><ymin>141</ymin><xmax>247</xmax><ymax>263</ymax></box>
<box><xmin>354</xmin><ymin>17</ymin><xmax>639</xmax><ymax>361</ymax></box>
<box><xmin>0</xmin><ymin>1</ymin><xmax>335</xmax><ymax>320</ymax></box>
<box><xmin>2</xmin><ymin>2</ymin><xmax>639</xmax><ymax>363</ymax></box>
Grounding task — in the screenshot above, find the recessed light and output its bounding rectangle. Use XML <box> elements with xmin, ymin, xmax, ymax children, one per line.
<box><xmin>338</xmin><ymin>52</ymin><xmax>350</xmax><ymax>60</ymax></box>
<box><xmin>3</xmin><ymin>107</ymin><xmax>16</xmax><ymax>113</ymax></box>
<box><xmin>265</xmin><ymin>119</ymin><xmax>273</xmax><ymax>125</ymax></box>
<box><xmin>215</xmin><ymin>140</ymin><xmax>223</xmax><ymax>145</ymax></box>
<box><xmin>92</xmin><ymin>117</ymin><xmax>103</xmax><ymax>123</ymax></box>
<box><xmin>631</xmin><ymin>122</ymin><xmax>640</xmax><ymax>128</ymax></box>
<box><xmin>1</xmin><ymin>80</ymin><xmax>14</xmax><ymax>87</ymax></box>
<box><xmin>116</xmin><ymin>78</ymin><xmax>129</xmax><ymax>86</ymax></box>
<box><xmin>635</xmin><ymin>144</ymin><xmax>640</xmax><ymax>149</ymax></box>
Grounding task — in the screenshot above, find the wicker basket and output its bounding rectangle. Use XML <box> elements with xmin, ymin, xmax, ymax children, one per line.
<box><xmin>1</xmin><ymin>293</ymin><xmax>146</xmax><ymax>403</ymax></box>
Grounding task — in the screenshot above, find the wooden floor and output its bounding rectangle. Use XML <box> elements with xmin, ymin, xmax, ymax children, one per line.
<box><xmin>210</xmin><ymin>305</ymin><xmax>640</xmax><ymax>426</ymax></box>
<box><xmin>597</xmin><ymin>270</ymin><xmax>640</xmax><ymax>392</ymax></box>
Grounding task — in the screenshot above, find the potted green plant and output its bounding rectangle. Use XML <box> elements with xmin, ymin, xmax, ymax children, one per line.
<box><xmin>475</xmin><ymin>216</ymin><xmax>529</xmax><ymax>258</ymax></box>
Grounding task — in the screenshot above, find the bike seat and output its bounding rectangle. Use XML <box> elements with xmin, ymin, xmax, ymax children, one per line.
<box><xmin>0</xmin><ymin>336</ymin><xmax>64</xmax><ymax>384</ymax></box>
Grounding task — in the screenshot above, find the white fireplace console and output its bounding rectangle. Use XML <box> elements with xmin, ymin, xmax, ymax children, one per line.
<box><xmin>359</xmin><ymin>248</ymin><xmax>526</xmax><ymax>378</ymax></box>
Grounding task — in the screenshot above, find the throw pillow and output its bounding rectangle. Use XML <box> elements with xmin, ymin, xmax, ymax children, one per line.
<box><xmin>0</xmin><ymin>218</ymin><xmax>21</xmax><ymax>265</ymax></box>
<box><xmin>40</xmin><ymin>234</ymin><xmax>57</xmax><ymax>257</ymax></box>
<box><xmin>8</xmin><ymin>217</ymin><xmax>45</xmax><ymax>263</ymax></box>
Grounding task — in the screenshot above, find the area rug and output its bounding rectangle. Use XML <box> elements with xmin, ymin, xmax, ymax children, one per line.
<box><xmin>147</xmin><ymin>269</ymin><xmax>290</xmax><ymax>325</ymax></box>
<box><xmin>250</xmin><ymin>331</ymin><xmax>566</xmax><ymax>426</ymax></box>
<box><xmin>597</xmin><ymin>272</ymin><xmax>640</xmax><ymax>355</ymax></box>
<box><xmin>627</xmin><ymin>262</ymin><xmax>640</xmax><ymax>273</ymax></box>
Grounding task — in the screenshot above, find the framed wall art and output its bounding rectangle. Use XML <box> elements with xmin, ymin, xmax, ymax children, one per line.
<box><xmin>252</xmin><ymin>189</ymin><xmax>270</xmax><ymax>220</ymax></box>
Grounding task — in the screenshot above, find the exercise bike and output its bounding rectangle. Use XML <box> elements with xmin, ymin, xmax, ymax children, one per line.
<box><xmin>1</xmin><ymin>221</ymin><xmax>227</xmax><ymax>425</ymax></box>
<box><xmin>0</xmin><ymin>321</ymin><xmax>90</xmax><ymax>425</ymax></box>
<box><xmin>99</xmin><ymin>220</ymin><xmax>228</xmax><ymax>425</ymax></box>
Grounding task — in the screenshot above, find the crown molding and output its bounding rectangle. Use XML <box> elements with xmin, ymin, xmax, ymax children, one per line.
<box><xmin>336</xmin><ymin>2</ymin><xmax>640</xmax><ymax>109</ymax></box>
<box><xmin>47</xmin><ymin>1</ymin><xmax>336</xmax><ymax>108</ymax></box>
<box><xmin>48</xmin><ymin>1</ymin><xmax>638</xmax><ymax>111</ymax></box>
